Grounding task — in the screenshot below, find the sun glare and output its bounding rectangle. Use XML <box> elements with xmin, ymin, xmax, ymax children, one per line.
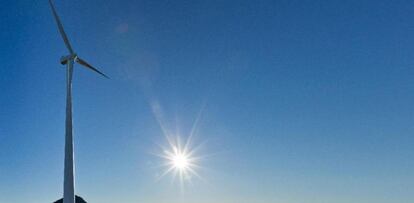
<box><xmin>155</xmin><ymin>135</ymin><xmax>203</xmax><ymax>187</ymax></box>
<box><xmin>172</xmin><ymin>153</ymin><xmax>189</xmax><ymax>170</ymax></box>
<box><xmin>151</xmin><ymin>101</ymin><xmax>207</xmax><ymax>187</ymax></box>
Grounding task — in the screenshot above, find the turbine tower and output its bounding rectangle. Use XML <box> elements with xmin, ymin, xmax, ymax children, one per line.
<box><xmin>48</xmin><ymin>1</ymin><xmax>109</xmax><ymax>203</ymax></box>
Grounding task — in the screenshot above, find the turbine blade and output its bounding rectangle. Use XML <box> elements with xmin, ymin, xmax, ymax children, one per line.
<box><xmin>48</xmin><ymin>0</ymin><xmax>74</xmax><ymax>54</ymax></box>
<box><xmin>76</xmin><ymin>58</ymin><xmax>109</xmax><ymax>79</ymax></box>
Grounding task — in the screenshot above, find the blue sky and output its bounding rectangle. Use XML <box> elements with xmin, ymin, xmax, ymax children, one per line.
<box><xmin>1</xmin><ymin>0</ymin><xmax>414</xmax><ymax>202</ymax></box>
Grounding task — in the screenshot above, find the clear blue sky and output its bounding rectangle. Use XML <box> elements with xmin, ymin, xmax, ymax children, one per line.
<box><xmin>1</xmin><ymin>0</ymin><xmax>414</xmax><ymax>202</ymax></box>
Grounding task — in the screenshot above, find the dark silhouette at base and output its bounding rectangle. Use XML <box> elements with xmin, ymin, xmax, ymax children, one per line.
<box><xmin>53</xmin><ymin>195</ymin><xmax>87</xmax><ymax>203</ymax></box>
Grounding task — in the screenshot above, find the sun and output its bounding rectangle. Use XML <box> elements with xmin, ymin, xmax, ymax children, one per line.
<box><xmin>155</xmin><ymin>135</ymin><xmax>202</xmax><ymax>186</ymax></box>
<box><xmin>150</xmin><ymin>100</ymin><xmax>206</xmax><ymax>187</ymax></box>
<box><xmin>172</xmin><ymin>153</ymin><xmax>189</xmax><ymax>170</ymax></box>
<box><xmin>165</xmin><ymin>144</ymin><xmax>192</xmax><ymax>172</ymax></box>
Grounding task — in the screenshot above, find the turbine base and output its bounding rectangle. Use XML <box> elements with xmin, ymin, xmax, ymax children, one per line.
<box><xmin>53</xmin><ymin>195</ymin><xmax>87</xmax><ymax>203</ymax></box>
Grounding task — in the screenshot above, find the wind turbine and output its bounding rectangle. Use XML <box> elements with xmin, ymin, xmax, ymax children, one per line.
<box><xmin>48</xmin><ymin>0</ymin><xmax>109</xmax><ymax>203</ymax></box>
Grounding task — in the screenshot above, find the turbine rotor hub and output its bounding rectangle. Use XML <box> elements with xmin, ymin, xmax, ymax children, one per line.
<box><xmin>60</xmin><ymin>54</ymin><xmax>77</xmax><ymax>65</ymax></box>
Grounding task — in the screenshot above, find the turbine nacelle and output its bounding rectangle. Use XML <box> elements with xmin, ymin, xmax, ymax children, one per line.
<box><xmin>60</xmin><ymin>54</ymin><xmax>77</xmax><ymax>65</ymax></box>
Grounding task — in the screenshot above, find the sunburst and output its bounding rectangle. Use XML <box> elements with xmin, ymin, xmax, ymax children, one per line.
<box><xmin>150</xmin><ymin>100</ymin><xmax>206</xmax><ymax>187</ymax></box>
<box><xmin>156</xmin><ymin>135</ymin><xmax>202</xmax><ymax>186</ymax></box>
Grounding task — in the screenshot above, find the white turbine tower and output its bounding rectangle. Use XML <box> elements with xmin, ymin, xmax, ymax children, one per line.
<box><xmin>48</xmin><ymin>1</ymin><xmax>109</xmax><ymax>203</ymax></box>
